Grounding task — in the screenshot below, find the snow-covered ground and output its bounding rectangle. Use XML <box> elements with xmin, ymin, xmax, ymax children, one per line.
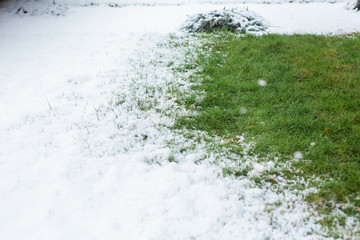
<box><xmin>0</xmin><ymin>2</ymin><xmax>359</xmax><ymax>240</ymax></box>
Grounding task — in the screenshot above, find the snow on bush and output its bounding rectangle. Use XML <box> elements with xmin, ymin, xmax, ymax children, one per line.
<box><xmin>7</xmin><ymin>0</ymin><xmax>68</xmax><ymax>16</ymax></box>
<box><xmin>345</xmin><ymin>0</ymin><xmax>360</xmax><ymax>10</ymax></box>
<box><xmin>182</xmin><ymin>8</ymin><xmax>268</xmax><ymax>33</ymax></box>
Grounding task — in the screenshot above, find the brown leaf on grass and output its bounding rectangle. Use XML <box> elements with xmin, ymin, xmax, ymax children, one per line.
<box><xmin>269</xmin><ymin>178</ymin><xmax>277</xmax><ymax>184</ymax></box>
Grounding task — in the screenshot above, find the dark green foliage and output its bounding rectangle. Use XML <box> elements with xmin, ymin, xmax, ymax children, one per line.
<box><xmin>355</xmin><ymin>0</ymin><xmax>360</xmax><ymax>10</ymax></box>
<box><xmin>182</xmin><ymin>8</ymin><xmax>267</xmax><ymax>33</ymax></box>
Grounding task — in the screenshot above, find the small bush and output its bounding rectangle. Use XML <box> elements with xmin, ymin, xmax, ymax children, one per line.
<box><xmin>182</xmin><ymin>8</ymin><xmax>268</xmax><ymax>33</ymax></box>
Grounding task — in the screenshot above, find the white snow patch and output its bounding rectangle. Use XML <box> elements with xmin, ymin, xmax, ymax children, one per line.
<box><xmin>258</xmin><ymin>79</ymin><xmax>267</xmax><ymax>86</ymax></box>
<box><xmin>248</xmin><ymin>161</ymin><xmax>275</xmax><ymax>177</ymax></box>
<box><xmin>294</xmin><ymin>151</ymin><xmax>304</xmax><ymax>159</ymax></box>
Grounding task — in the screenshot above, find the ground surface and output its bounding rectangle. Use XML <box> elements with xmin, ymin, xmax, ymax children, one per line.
<box><xmin>0</xmin><ymin>2</ymin><xmax>359</xmax><ymax>240</ymax></box>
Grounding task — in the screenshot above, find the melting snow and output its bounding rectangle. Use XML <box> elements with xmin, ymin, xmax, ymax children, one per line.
<box><xmin>240</xmin><ymin>107</ymin><xmax>248</xmax><ymax>114</ymax></box>
<box><xmin>258</xmin><ymin>79</ymin><xmax>267</xmax><ymax>86</ymax></box>
<box><xmin>294</xmin><ymin>152</ymin><xmax>304</xmax><ymax>160</ymax></box>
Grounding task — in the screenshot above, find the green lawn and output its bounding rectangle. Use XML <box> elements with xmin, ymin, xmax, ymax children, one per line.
<box><xmin>175</xmin><ymin>33</ymin><xmax>360</xmax><ymax>224</ymax></box>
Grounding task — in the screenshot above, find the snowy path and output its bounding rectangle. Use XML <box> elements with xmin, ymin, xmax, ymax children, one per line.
<box><xmin>0</xmin><ymin>3</ymin><xmax>360</xmax><ymax>240</ymax></box>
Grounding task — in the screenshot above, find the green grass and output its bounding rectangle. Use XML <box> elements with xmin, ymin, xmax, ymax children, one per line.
<box><xmin>175</xmin><ymin>33</ymin><xmax>360</xmax><ymax>220</ymax></box>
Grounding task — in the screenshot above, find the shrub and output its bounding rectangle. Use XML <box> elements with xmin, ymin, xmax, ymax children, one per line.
<box><xmin>182</xmin><ymin>8</ymin><xmax>268</xmax><ymax>33</ymax></box>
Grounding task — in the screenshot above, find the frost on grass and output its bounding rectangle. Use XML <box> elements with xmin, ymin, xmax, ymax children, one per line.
<box><xmin>239</xmin><ymin>107</ymin><xmax>248</xmax><ymax>114</ymax></box>
<box><xmin>182</xmin><ymin>8</ymin><xmax>268</xmax><ymax>33</ymax></box>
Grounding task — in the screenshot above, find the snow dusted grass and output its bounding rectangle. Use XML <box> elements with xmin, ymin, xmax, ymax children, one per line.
<box><xmin>110</xmin><ymin>33</ymin><xmax>336</xmax><ymax>239</ymax></box>
<box><xmin>175</xmin><ymin>32</ymin><xmax>360</xmax><ymax>238</ymax></box>
<box><xmin>61</xmin><ymin>32</ymin><xmax>334</xmax><ymax>239</ymax></box>
<box><xmin>0</xmin><ymin>26</ymin><xmax>330</xmax><ymax>238</ymax></box>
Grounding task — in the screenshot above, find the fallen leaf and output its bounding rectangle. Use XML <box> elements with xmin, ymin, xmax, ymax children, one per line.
<box><xmin>249</xmin><ymin>126</ymin><xmax>256</xmax><ymax>129</ymax></box>
<box><xmin>269</xmin><ymin>178</ymin><xmax>277</xmax><ymax>184</ymax></box>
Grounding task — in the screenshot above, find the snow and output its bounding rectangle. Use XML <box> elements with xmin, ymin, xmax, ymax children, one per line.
<box><xmin>294</xmin><ymin>152</ymin><xmax>304</xmax><ymax>160</ymax></box>
<box><xmin>258</xmin><ymin>79</ymin><xmax>267</xmax><ymax>86</ymax></box>
<box><xmin>0</xmin><ymin>1</ymin><xmax>360</xmax><ymax>240</ymax></box>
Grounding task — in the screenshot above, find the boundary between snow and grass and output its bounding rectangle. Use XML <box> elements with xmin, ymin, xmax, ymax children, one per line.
<box><xmin>172</xmin><ymin>32</ymin><xmax>360</xmax><ymax>239</ymax></box>
<box><xmin>83</xmin><ymin>32</ymin><xmax>334</xmax><ymax>238</ymax></box>
<box><xmin>87</xmin><ymin>30</ymin><xmax>358</xmax><ymax>238</ymax></box>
